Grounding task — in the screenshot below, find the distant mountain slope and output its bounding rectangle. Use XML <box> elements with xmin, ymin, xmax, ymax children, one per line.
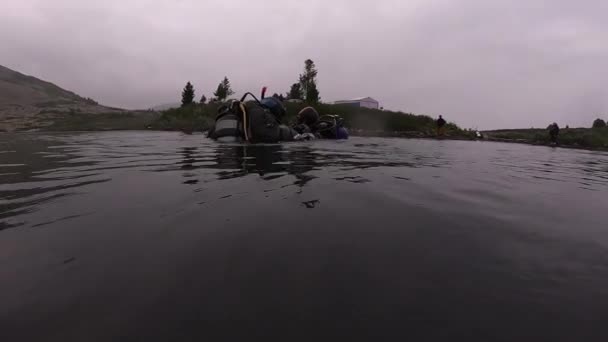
<box><xmin>0</xmin><ymin>65</ymin><xmax>85</xmax><ymax>106</ymax></box>
<box><xmin>150</xmin><ymin>102</ymin><xmax>181</xmax><ymax>111</ymax></box>
<box><xmin>0</xmin><ymin>65</ymin><xmax>124</xmax><ymax>131</ymax></box>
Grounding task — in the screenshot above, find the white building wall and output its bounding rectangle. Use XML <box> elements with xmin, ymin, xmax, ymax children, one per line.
<box><xmin>334</xmin><ymin>97</ymin><xmax>380</xmax><ymax>109</ymax></box>
<box><xmin>359</xmin><ymin>100</ymin><xmax>379</xmax><ymax>109</ymax></box>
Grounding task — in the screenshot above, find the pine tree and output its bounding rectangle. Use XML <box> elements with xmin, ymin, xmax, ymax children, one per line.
<box><xmin>181</xmin><ymin>82</ymin><xmax>195</xmax><ymax>107</ymax></box>
<box><xmin>299</xmin><ymin>59</ymin><xmax>319</xmax><ymax>103</ymax></box>
<box><xmin>593</xmin><ymin>118</ymin><xmax>607</xmax><ymax>128</ymax></box>
<box><xmin>200</xmin><ymin>94</ymin><xmax>207</xmax><ymax>104</ymax></box>
<box><xmin>306</xmin><ymin>82</ymin><xmax>320</xmax><ymax>104</ymax></box>
<box><xmin>213</xmin><ymin>83</ymin><xmax>225</xmax><ymax>102</ymax></box>
<box><xmin>214</xmin><ymin>76</ymin><xmax>234</xmax><ymax>102</ymax></box>
<box><xmin>222</xmin><ymin>77</ymin><xmax>234</xmax><ymax>98</ymax></box>
<box><xmin>288</xmin><ymin>83</ymin><xmax>303</xmax><ymax>100</ymax></box>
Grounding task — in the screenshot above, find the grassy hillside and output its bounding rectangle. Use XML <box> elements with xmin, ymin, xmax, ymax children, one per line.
<box><xmin>0</xmin><ymin>65</ymin><xmax>130</xmax><ymax>132</ymax></box>
<box><xmin>484</xmin><ymin>128</ymin><xmax>608</xmax><ymax>149</ymax></box>
<box><xmin>0</xmin><ymin>65</ymin><xmax>82</xmax><ymax>105</ymax></box>
<box><xmin>153</xmin><ymin>101</ymin><xmax>471</xmax><ymax>138</ymax></box>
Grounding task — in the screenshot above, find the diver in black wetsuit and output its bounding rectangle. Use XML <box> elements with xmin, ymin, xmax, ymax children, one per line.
<box><xmin>292</xmin><ymin>107</ymin><xmax>319</xmax><ymax>135</ymax></box>
<box><xmin>248</xmin><ymin>96</ymin><xmax>298</xmax><ymax>143</ymax></box>
<box><xmin>292</xmin><ymin>107</ymin><xmax>349</xmax><ymax>140</ymax></box>
<box><xmin>208</xmin><ymin>94</ymin><xmax>298</xmax><ymax>143</ymax></box>
<box><xmin>209</xmin><ymin>88</ymin><xmax>348</xmax><ymax>142</ymax></box>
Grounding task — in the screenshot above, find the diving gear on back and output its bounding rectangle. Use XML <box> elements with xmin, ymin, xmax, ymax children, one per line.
<box><xmin>260</xmin><ymin>97</ymin><xmax>287</xmax><ymax>120</ymax></box>
<box><xmin>297</xmin><ymin>107</ymin><xmax>320</xmax><ymax>126</ymax></box>
<box><xmin>293</xmin><ymin>107</ymin><xmax>349</xmax><ymax>140</ymax></box>
<box><xmin>209</xmin><ymin>103</ymin><xmax>245</xmax><ymax>142</ymax></box>
<box><xmin>209</xmin><ymin>88</ymin><xmax>348</xmax><ymax>142</ymax></box>
<box><xmin>208</xmin><ymin>89</ymin><xmax>297</xmax><ymax>143</ymax></box>
<box><xmin>316</xmin><ymin>115</ymin><xmax>349</xmax><ymax>140</ymax></box>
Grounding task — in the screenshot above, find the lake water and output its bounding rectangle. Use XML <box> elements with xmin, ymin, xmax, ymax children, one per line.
<box><xmin>1</xmin><ymin>131</ymin><xmax>608</xmax><ymax>341</ymax></box>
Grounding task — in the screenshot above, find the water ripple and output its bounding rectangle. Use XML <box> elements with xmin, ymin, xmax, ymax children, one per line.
<box><xmin>1</xmin><ymin>132</ymin><xmax>607</xmax><ymax>231</ymax></box>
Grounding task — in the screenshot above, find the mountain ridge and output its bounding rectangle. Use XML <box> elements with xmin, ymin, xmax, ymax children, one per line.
<box><xmin>0</xmin><ymin>64</ymin><xmax>125</xmax><ymax>131</ymax></box>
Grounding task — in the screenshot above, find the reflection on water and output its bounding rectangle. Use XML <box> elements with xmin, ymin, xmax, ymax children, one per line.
<box><xmin>209</xmin><ymin>145</ymin><xmax>319</xmax><ymax>187</ymax></box>
<box><xmin>1</xmin><ymin>131</ymin><xmax>608</xmax><ymax>229</ymax></box>
<box><xmin>0</xmin><ymin>133</ymin><xmax>434</xmax><ymax>229</ymax></box>
<box><xmin>3</xmin><ymin>132</ymin><xmax>607</xmax><ymax>232</ymax></box>
<box><xmin>2</xmin><ymin>131</ymin><xmax>608</xmax><ymax>341</ymax></box>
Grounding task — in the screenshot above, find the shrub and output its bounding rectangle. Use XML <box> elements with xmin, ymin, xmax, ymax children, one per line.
<box><xmin>592</xmin><ymin>118</ymin><xmax>606</xmax><ymax>128</ymax></box>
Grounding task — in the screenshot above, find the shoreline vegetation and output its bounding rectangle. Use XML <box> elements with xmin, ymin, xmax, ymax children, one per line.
<box><xmin>2</xmin><ymin>60</ymin><xmax>607</xmax><ymax>151</ymax></box>
<box><xmin>149</xmin><ymin>101</ymin><xmax>470</xmax><ymax>137</ymax></box>
<box><xmin>5</xmin><ymin>103</ymin><xmax>607</xmax><ymax>151</ymax></box>
<box><xmin>146</xmin><ymin>59</ymin><xmax>474</xmax><ymax>140</ymax></box>
<box><xmin>483</xmin><ymin>128</ymin><xmax>608</xmax><ymax>151</ymax></box>
<box><xmin>150</xmin><ymin>102</ymin><xmax>608</xmax><ymax>151</ymax></box>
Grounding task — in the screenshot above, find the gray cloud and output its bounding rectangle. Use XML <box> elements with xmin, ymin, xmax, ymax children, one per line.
<box><xmin>2</xmin><ymin>0</ymin><xmax>607</xmax><ymax>129</ymax></box>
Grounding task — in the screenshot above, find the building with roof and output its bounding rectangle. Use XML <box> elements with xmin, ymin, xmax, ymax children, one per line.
<box><xmin>334</xmin><ymin>97</ymin><xmax>380</xmax><ymax>109</ymax></box>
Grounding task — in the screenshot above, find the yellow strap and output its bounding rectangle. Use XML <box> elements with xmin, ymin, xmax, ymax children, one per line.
<box><xmin>239</xmin><ymin>103</ymin><xmax>249</xmax><ymax>142</ymax></box>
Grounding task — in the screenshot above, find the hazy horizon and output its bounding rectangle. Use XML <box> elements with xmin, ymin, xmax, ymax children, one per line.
<box><xmin>2</xmin><ymin>0</ymin><xmax>607</xmax><ymax>129</ymax></box>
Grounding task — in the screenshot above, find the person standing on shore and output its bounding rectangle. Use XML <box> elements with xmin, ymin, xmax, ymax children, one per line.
<box><xmin>548</xmin><ymin>122</ymin><xmax>560</xmax><ymax>145</ymax></box>
<box><xmin>436</xmin><ymin>115</ymin><xmax>447</xmax><ymax>136</ymax></box>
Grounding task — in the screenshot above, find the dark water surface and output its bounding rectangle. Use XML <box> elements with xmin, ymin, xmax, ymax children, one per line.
<box><xmin>2</xmin><ymin>131</ymin><xmax>608</xmax><ymax>341</ymax></box>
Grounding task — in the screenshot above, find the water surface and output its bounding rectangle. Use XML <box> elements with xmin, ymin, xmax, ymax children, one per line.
<box><xmin>1</xmin><ymin>131</ymin><xmax>608</xmax><ymax>341</ymax></box>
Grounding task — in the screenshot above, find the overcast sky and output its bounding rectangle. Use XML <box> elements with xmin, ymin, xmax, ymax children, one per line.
<box><xmin>2</xmin><ymin>0</ymin><xmax>607</xmax><ymax>129</ymax></box>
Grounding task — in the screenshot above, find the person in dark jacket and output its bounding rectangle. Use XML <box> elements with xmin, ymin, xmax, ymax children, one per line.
<box><xmin>436</xmin><ymin>115</ymin><xmax>447</xmax><ymax>136</ymax></box>
<box><xmin>548</xmin><ymin>122</ymin><xmax>560</xmax><ymax>144</ymax></box>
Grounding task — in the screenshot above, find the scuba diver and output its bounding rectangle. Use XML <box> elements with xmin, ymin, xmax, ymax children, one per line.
<box><xmin>208</xmin><ymin>87</ymin><xmax>298</xmax><ymax>143</ymax></box>
<box><xmin>292</xmin><ymin>106</ymin><xmax>349</xmax><ymax>140</ymax></box>
<box><xmin>208</xmin><ymin>88</ymin><xmax>348</xmax><ymax>142</ymax></box>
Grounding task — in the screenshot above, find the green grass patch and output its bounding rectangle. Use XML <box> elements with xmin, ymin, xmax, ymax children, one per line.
<box><xmin>46</xmin><ymin>111</ymin><xmax>160</xmax><ymax>131</ymax></box>
<box><xmin>150</xmin><ymin>104</ymin><xmax>217</xmax><ymax>132</ymax></box>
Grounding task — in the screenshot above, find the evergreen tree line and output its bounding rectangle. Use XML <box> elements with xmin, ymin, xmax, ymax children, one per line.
<box><xmin>181</xmin><ymin>76</ymin><xmax>233</xmax><ymax>107</ymax></box>
<box><xmin>180</xmin><ymin>59</ymin><xmax>320</xmax><ymax>107</ymax></box>
<box><xmin>285</xmin><ymin>59</ymin><xmax>319</xmax><ymax>103</ymax></box>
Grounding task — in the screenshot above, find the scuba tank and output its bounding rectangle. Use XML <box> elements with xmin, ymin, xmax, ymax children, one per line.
<box><xmin>208</xmin><ymin>102</ymin><xmax>245</xmax><ymax>142</ymax></box>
